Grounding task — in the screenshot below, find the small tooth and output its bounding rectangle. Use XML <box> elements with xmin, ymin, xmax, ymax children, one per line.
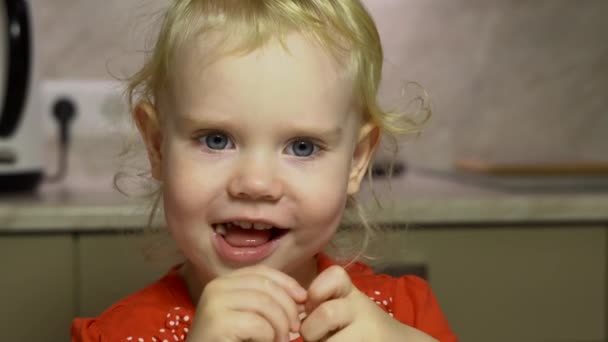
<box><xmin>216</xmin><ymin>224</ymin><xmax>227</xmax><ymax>235</ymax></box>
<box><xmin>253</xmin><ymin>222</ymin><xmax>272</xmax><ymax>230</ymax></box>
<box><xmin>238</xmin><ymin>221</ymin><xmax>252</xmax><ymax>229</ymax></box>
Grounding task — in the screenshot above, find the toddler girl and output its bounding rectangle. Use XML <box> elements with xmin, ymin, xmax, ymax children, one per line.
<box><xmin>72</xmin><ymin>1</ymin><xmax>457</xmax><ymax>341</ymax></box>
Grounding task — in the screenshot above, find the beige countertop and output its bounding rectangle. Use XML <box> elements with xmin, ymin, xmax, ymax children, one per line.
<box><xmin>2</xmin><ymin>169</ymin><xmax>608</xmax><ymax>233</ymax></box>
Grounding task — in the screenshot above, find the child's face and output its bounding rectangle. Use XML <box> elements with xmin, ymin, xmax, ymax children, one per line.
<box><xmin>136</xmin><ymin>33</ymin><xmax>378</xmax><ymax>284</ymax></box>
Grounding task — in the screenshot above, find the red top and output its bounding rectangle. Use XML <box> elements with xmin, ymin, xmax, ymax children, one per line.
<box><xmin>72</xmin><ymin>254</ymin><xmax>457</xmax><ymax>342</ymax></box>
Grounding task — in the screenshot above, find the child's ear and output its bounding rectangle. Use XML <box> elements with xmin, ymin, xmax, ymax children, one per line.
<box><xmin>347</xmin><ymin>121</ymin><xmax>380</xmax><ymax>195</ymax></box>
<box><xmin>133</xmin><ymin>102</ymin><xmax>163</xmax><ymax>180</ymax></box>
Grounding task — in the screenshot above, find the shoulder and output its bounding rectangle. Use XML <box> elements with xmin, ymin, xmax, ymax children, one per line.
<box><xmin>325</xmin><ymin>255</ymin><xmax>432</xmax><ymax>306</ymax></box>
<box><xmin>71</xmin><ymin>265</ymin><xmax>195</xmax><ymax>342</ymax></box>
<box><xmin>346</xmin><ymin>262</ymin><xmax>431</xmax><ymax>320</ymax></box>
<box><xmin>341</xmin><ymin>260</ymin><xmax>458</xmax><ymax>342</ymax></box>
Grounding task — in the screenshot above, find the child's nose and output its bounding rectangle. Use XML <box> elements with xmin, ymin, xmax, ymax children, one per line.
<box><xmin>227</xmin><ymin>157</ymin><xmax>283</xmax><ymax>201</ymax></box>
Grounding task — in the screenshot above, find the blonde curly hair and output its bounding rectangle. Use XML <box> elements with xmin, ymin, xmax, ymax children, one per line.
<box><xmin>124</xmin><ymin>0</ymin><xmax>429</xmax><ymax>263</ymax></box>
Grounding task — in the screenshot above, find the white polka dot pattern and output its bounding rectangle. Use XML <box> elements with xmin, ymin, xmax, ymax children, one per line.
<box><xmin>122</xmin><ymin>290</ymin><xmax>395</xmax><ymax>341</ymax></box>
<box><xmin>123</xmin><ymin>307</ymin><xmax>192</xmax><ymax>342</ymax></box>
<box><xmin>367</xmin><ymin>289</ymin><xmax>395</xmax><ymax>317</ymax></box>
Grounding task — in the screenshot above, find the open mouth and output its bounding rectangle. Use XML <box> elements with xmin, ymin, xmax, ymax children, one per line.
<box><xmin>213</xmin><ymin>222</ymin><xmax>287</xmax><ymax>239</ymax></box>
<box><xmin>213</xmin><ymin>222</ymin><xmax>288</xmax><ymax>244</ymax></box>
<box><xmin>211</xmin><ymin>221</ymin><xmax>288</xmax><ymax>264</ymax></box>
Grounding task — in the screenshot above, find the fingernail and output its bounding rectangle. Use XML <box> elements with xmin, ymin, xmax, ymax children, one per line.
<box><xmin>296</xmin><ymin>286</ymin><xmax>307</xmax><ymax>297</ymax></box>
<box><xmin>291</xmin><ymin>320</ymin><xmax>300</xmax><ymax>332</ymax></box>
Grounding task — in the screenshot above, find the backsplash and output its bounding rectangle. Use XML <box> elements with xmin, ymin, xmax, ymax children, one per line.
<box><xmin>31</xmin><ymin>0</ymin><xmax>608</xmax><ymax>170</ymax></box>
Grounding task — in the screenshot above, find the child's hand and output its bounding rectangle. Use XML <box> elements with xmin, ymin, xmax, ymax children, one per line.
<box><xmin>187</xmin><ymin>265</ymin><xmax>307</xmax><ymax>342</ymax></box>
<box><xmin>300</xmin><ymin>266</ymin><xmax>439</xmax><ymax>342</ymax></box>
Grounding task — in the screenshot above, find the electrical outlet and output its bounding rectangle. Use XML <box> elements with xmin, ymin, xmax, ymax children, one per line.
<box><xmin>38</xmin><ymin>80</ymin><xmax>143</xmax><ymax>190</ymax></box>
<box><xmin>40</xmin><ymin>79</ymin><xmax>133</xmax><ymax>140</ymax></box>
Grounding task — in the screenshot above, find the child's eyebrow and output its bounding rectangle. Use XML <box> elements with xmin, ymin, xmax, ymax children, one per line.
<box><xmin>286</xmin><ymin>126</ymin><xmax>343</xmax><ymax>142</ymax></box>
<box><xmin>177</xmin><ymin>115</ymin><xmax>235</xmax><ymax>130</ymax></box>
<box><xmin>176</xmin><ymin>114</ymin><xmax>344</xmax><ymax>142</ymax></box>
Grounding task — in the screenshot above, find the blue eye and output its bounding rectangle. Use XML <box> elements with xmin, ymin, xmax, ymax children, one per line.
<box><xmin>287</xmin><ymin>139</ymin><xmax>317</xmax><ymax>157</ymax></box>
<box><xmin>200</xmin><ymin>132</ymin><xmax>233</xmax><ymax>150</ymax></box>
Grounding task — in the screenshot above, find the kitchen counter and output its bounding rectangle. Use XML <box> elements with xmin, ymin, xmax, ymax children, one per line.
<box><xmin>2</xmin><ymin>169</ymin><xmax>608</xmax><ymax>232</ymax></box>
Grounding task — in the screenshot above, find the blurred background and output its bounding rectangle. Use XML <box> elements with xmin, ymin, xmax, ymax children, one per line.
<box><xmin>0</xmin><ymin>0</ymin><xmax>607</xmax><ymax>341</ymax></box>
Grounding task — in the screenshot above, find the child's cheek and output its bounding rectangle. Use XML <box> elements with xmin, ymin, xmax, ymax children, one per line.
<box><xmin>291</xmin><ymin>164</ymin><xmax>350</xmax><ymax>233</ymax></box>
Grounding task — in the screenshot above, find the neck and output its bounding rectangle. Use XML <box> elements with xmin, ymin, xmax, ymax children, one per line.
<box><xmin>179</xmin><ymin>257</ymin><xmax>319</xmax><ymax>304</ymax></box>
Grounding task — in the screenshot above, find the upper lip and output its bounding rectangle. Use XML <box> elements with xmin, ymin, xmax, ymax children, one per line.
<box><xmin>216</xmin><ymin>217</ymin><xmax>289</xmax><ymax>230</ymax></box>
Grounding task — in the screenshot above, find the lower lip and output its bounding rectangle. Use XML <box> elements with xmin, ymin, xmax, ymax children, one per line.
<box><xmin>212</xmin><ymin>229</ymin><xmax>284</xmax><ymax>265</ymax></box>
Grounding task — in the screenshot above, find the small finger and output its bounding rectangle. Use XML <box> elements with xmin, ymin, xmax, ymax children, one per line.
<box><xmin>297</xmin><ymin>304</ymin><xmax>306</xmax><ymax>315</ymax></box>
<box><xmin>306</xmin><ymin>265</ymin><xmax>352</xmax><ymax>314</ymax></box>
<box><xmin>227</xmin><ymin>274</ymin><xmax>303</xmax><ymax>332</ymax></box>
<box><xmin>226</xmin><ymin>289</ymin><xmax>292</xmax><ymax>342</ymax></box>
<box><xmin>231</xmin><ymin>311</ymin><xmax>276</xmax><ymax>342</ymax></box>
<box><xmin>322</xmin><ymin>324</ymin><xmax>358</xmax><ymax>342</ymax></box>
<box><xmin>300</xmin><ymin>298</ymin><xmax>353</xmax><ymax>342</ymax></box>
<box><xmin>232</xmin><ymin>265</ymin><xmax>308</xmax><ymax>302</ymax></box>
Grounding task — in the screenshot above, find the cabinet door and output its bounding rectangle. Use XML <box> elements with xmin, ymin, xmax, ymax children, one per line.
<box><xmin>361</xmin><ymin>226</ymin><xmax>607</xmax><ymax>342</ymax></box>
<box><xmin>0</xmin><ymin>235</ymin><xmax>74</xmax><ymax>341</ymax></box>
<box><xmin>78</xmin><ymin>232</ymin><xmax>181</xmax><ymax>317</ymax></box>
